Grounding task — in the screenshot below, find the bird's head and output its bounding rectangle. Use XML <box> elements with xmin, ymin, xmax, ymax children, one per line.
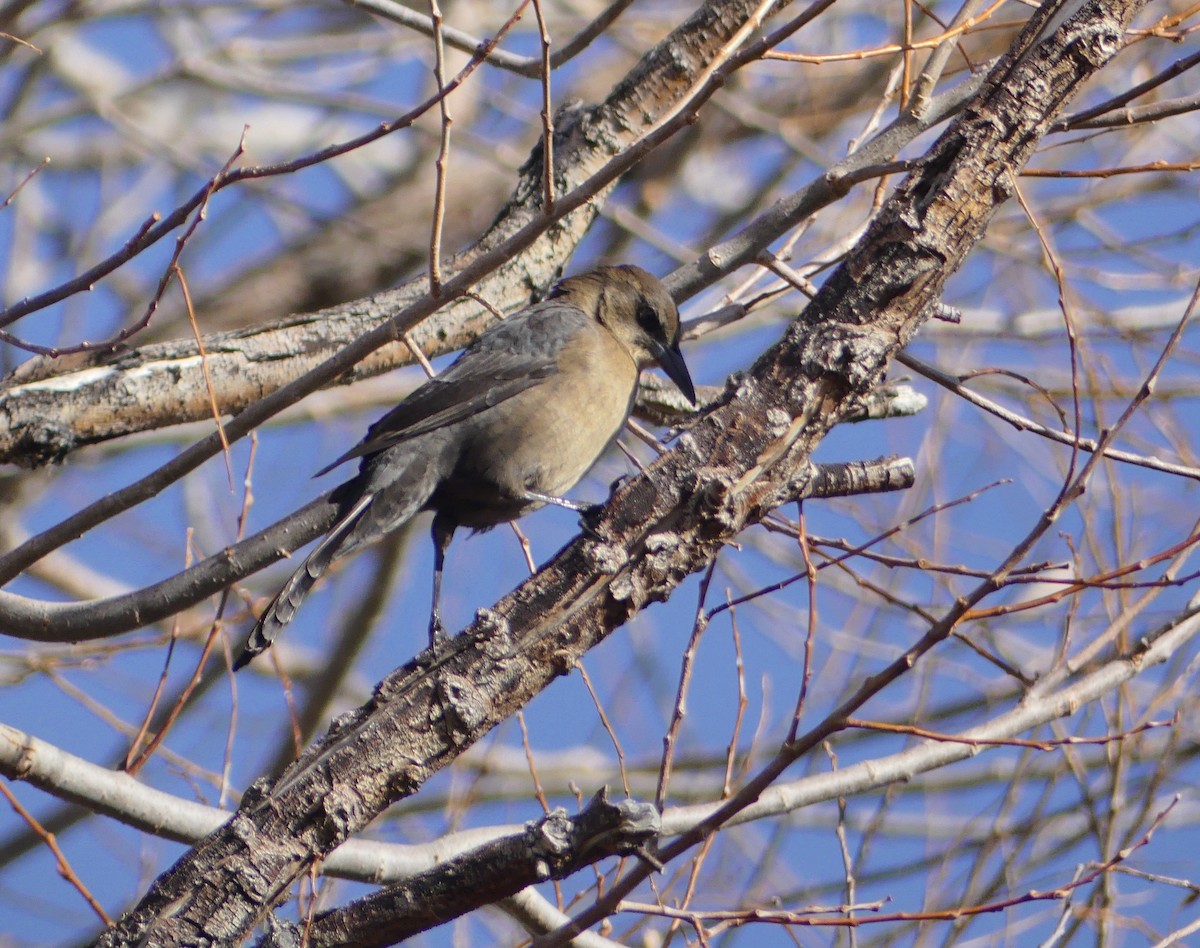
<box><xmin>552</xmin><ymin>264</ymin><xmax>697</xmax><ymax>406</ymax></box>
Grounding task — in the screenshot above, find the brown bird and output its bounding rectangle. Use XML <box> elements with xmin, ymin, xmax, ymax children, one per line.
<box><xmin>234</xmin><ymin>265</ymin><xmax>695</xmax><ymax>669</ymax></box>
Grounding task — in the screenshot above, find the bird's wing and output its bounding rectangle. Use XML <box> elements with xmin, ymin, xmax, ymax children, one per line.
<box><xmin>315</xmin><ymin>303</ymin><xmax>588</xmax><ymax>475</ymax></box>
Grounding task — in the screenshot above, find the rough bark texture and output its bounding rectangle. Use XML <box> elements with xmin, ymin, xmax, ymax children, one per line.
<box><xmin>92</xmin><ymin>1</ymin><xmax>1143</xmax><ymax>943</ymax></box>
<box><xmin>258</xmin><ymin>791</ymin><xmax>659</xmax><ymax>948</ymax></box>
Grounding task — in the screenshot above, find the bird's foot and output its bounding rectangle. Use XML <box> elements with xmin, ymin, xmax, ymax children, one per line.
<box><xmin>607</xmin><ymin>473</ymin><xmax>632</xmax><ymax>493</ymax></box>
<box><xmin>578</xmin><ymin>502</ymin><xmax>606</xmax><ymax>540</ymax></box>
<box><xmin>428</xmin><ymin>616</ymin><xmax>448</xmax><ymax>651</ymax></box>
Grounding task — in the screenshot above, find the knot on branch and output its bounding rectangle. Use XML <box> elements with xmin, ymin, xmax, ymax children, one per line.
<box><xmin>433</xmin><ymin>673</ymin><xmax>489</xmax><ymax>745</ymax></box>
<box><xmin>473</xmin><ymin>607</ymin><xmax>513</xmax><ymax>657</ymax></box>
<box><xmin>4</xmin><ymin>416</ymin><xmax>78</xmax><ymax>467</ymax></box>
<box><xmin>1066</xmin><ymin>23</ymin><xmax>1123</xmax><ymax>66</ymax></box>
<box><xmin>321</xmin><ymin>785</ymin><xmax>369</xmax><ymax>839</ymax></box>
<box><xmin>566</xmin><ymin>787</ymin><xmax>661</xmax><ymax>868</ymax></box>
<box><xmin>642</xmin><ymin>532</ymin><xmax>686</xmax><ymax>588</ymax></box>
<box><xmin>687</xmin><ymin>466</ymin><xmax>737</xmax><ymax>534</ymax></box>
<box><xmin>607</xmin><ymin>538</ymin><xmax>682</xmax><ymax>611</ymax></box>
<box><xmin>583</xmin><ymin>541</ymin><xmax>630</xmax><ymax>573</ymax></box>
<box><xmin>800</xmin><ymin>322</ymin><xmax>889</xmax><ymax>393</ymax></box>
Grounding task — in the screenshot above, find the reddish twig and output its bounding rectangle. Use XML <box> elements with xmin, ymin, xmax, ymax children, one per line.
<box><xmin>0</xmin><ymin>780</ymin><xmax>112</xmax><ymax>924</ymax></box>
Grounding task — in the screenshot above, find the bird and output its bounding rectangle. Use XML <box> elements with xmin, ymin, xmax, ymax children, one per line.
<box><xmin>233</xmin><ymin>264</ymin><xmax>696</xmax><ymax>669</ymax></box>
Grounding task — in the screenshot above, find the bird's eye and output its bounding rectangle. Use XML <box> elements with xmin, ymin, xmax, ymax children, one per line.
<box><xmin>635</xmin><ymin>300</ymin><xmax>661</xmax><ymax>336</ymax></box>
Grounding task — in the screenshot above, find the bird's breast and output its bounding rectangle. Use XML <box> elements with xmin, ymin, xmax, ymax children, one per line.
<box><xmin>444</xmin><ymin>324</ymin><xmax>639</xmax><ymax>526</ymax></box>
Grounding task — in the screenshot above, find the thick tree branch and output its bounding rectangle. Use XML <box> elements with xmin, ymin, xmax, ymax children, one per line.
<box><xmin>0</xmin><ymin>493</ymin><xmax>339</xmax><ymax>642</ymax></box>
<box><xmin>258</xmin><ymin>791</ymin><xmax>659</xmax><ymax>948</ymax></box>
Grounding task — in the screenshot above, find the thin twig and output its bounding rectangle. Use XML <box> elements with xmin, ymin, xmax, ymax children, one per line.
<box><xmin>2</xmin><ymin>132</ymin><xmax>248</xmax><ymax>356</ymax></box>
<box><xmin>763</xmin><ymin>0</ymin><xmax>1008</xmax><ymax>63</ymax></box>
<box><xmin>532</xmin><ymin>0</ymin><xmax>555</xmax><ymax>213</ymax></box>
<box><xmin>0</xmin><ymin>156</ymin><xmax>49</xmax><ymax>210</ymax></box>
<box><xmin>1022</xmin><ymin>159</ymin><xmax>1200</xmax><ymax>177</ymax></box>
<box><xmin>787</xmin><ymin>501</ymin><xmax>818</xmax><ymax>743</ymax></box>
<box><xmin>124</xmin><ymin>532</ymin><xmax>195</xmax><ymax>774</ymax></box>
<box><xmin>897</xmin><ymin>351</ymin><xmax>1200</xmax><ymax>481</ymax></box>
<box><xmin>657</xmin><ymin>561</ymin><xmax>718</xmax><ymax>811</ymax></box>
<box><xmin>345</xmin><ymin>0</ymin><xmax>634</xmax><ymax>77</ymax></box>
<box><xmin>177</xmin><ymin>264</ymin><xmax>233</xmax><ymax>489</ymax></box>
<box><xmin>428</xmin><ymin>0</ymin><xmax>451</xmax><ymax>296</ymax></box>
<box><xmin>0</xmin><ymin>781</ymin><xmax>112</xmax><ymax>925</ymax></box>
<box><xmin>403</xmin><ymin>330</ymin><xmax>438</xmax><ymax>378</ymax></box>
<box><xmin>576</xmin><ymin>660</ymin><xmax>631</xmax><ymax>797</ymax></box>
<box><xmin>843</xmin><ymin>716</ymin><xmax>1175</xmax><ymax>752</ymax></box>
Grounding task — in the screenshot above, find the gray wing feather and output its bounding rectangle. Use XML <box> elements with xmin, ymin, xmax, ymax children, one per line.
<box><xmin>315</xmin><ymin>302</ymin><xmax>587</xmax><ymax>475</ymax></box>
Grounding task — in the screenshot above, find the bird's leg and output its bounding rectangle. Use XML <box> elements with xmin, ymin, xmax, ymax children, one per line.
<box><xmin>429</xmin><ymin>515</ymin><xmax>456</xmax><ymax>647</ymax></box>
<box><xmin>576</xmin><ymin>502</ymin><xmax>606</xmax><ymax>539</ymax></box>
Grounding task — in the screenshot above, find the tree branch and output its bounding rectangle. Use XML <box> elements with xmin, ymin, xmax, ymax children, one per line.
<box><xmin>257</xmin><ymin>791</ymin><xmax>659</xmax><ymax>948</ymax></box>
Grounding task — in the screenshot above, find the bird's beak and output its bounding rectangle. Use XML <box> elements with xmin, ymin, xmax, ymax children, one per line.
<box><xmin>652</xmin><ymin>339</ymin><xmax>697</xmax><ymax>407</ymax></box>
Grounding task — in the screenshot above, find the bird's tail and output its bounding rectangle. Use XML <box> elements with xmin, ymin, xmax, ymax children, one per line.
<box><xmin>233</xmin><ymin>493</ymin><xmax>373</xmax><ymax>670</ymax></box>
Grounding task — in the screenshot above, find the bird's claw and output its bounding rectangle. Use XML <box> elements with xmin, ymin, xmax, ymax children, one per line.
<box><xmin>428</xmin><ymin>617</ymin><xmax>448</xmax><ymax>651</ymax></box>
<box><xmin>578</xmin><ymin>503</ymin><xmax>606</xmax><ymax>540</ymax></box>
<box><xmin>607</xmin><ymin>473</ymin><xmax>632</xmax><ymax>493</ymax></box>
